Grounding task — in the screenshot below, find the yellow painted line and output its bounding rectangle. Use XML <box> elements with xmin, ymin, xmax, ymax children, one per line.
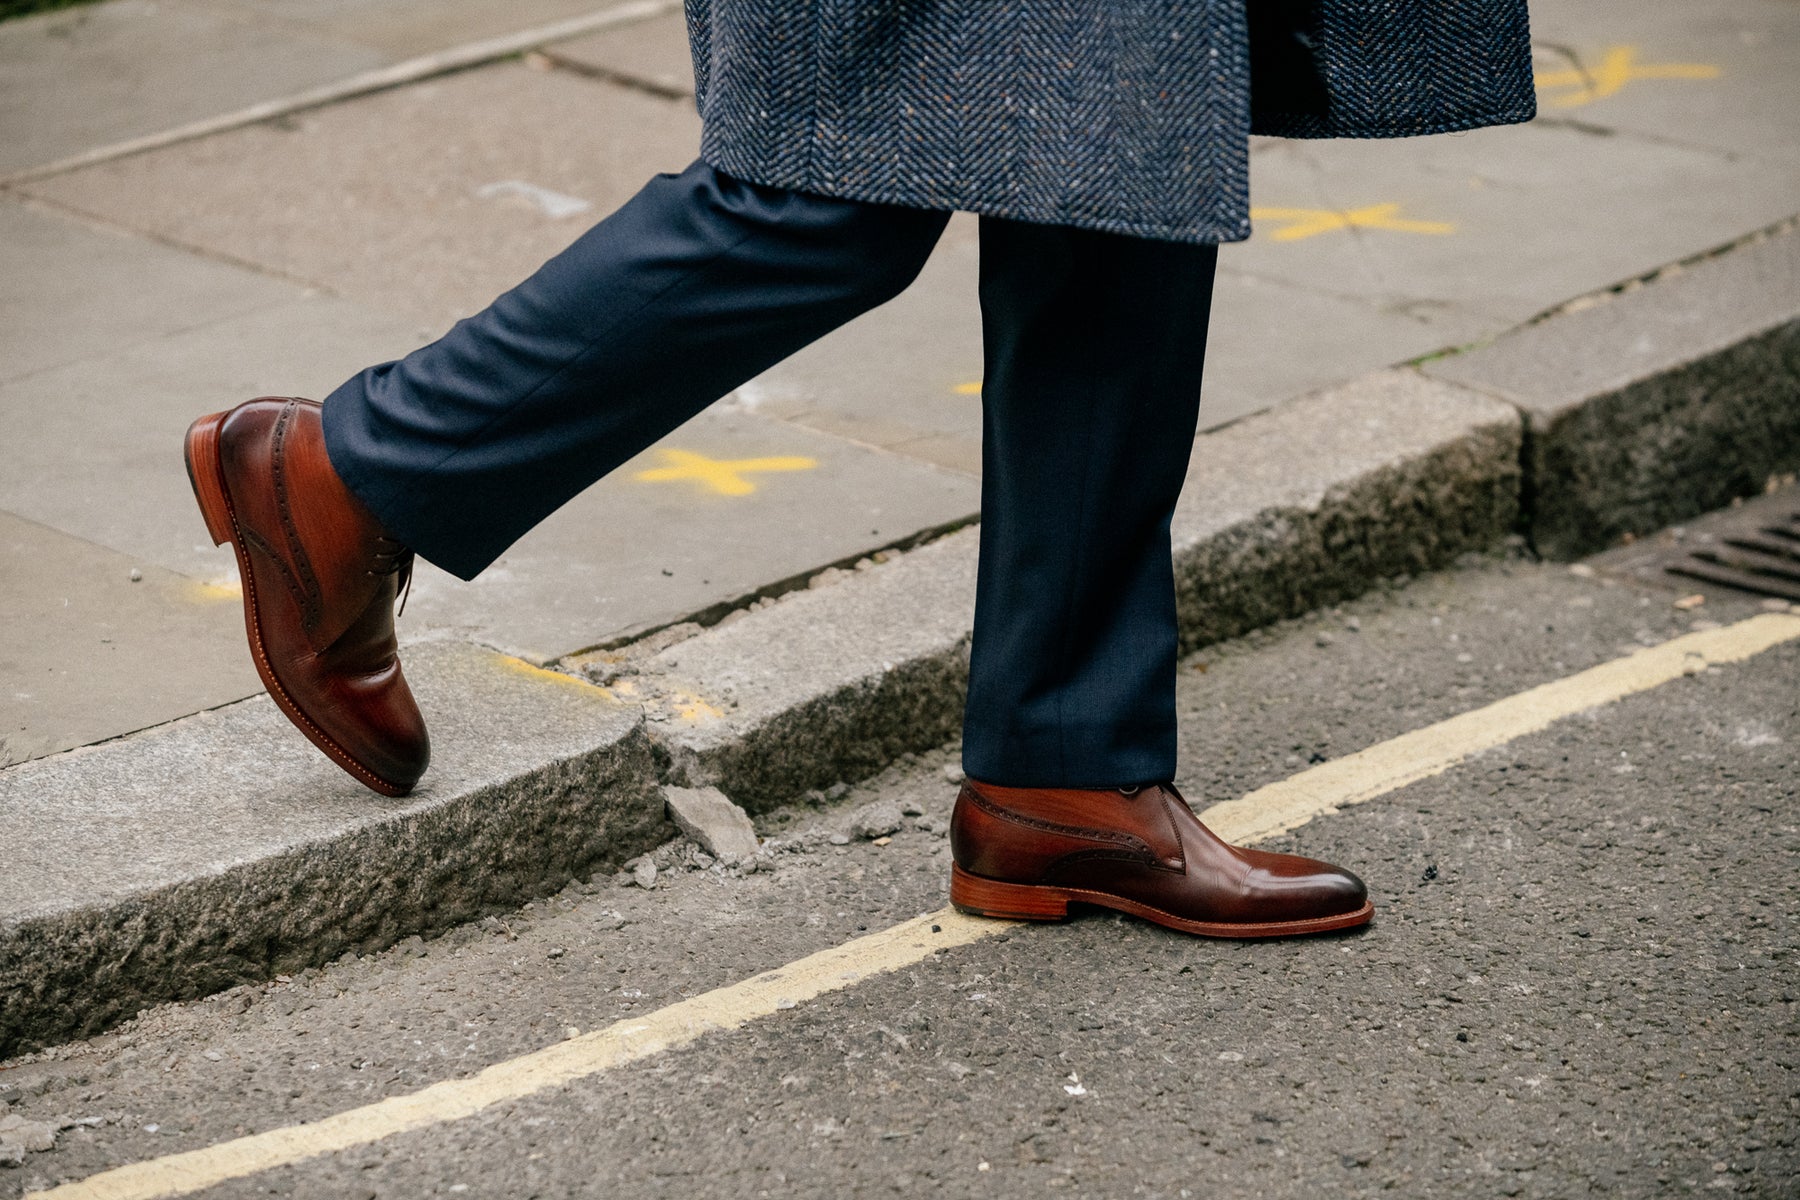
<box><xmin>496</xmin><ymin>655</ymin><xmax>606</xmax><ymax>693</ymax></box>
<box><xmin>40</xmin><ymin>612</ymin><xmax>1800</xmax><ymax>1200</ymax></box>
<box><xmin>1535</xmin><ymin>44</ymin><xmax>1718</xmax><ymax>109</ymax></box>
<box><xmin>46</xmin><ymin>914</ymin><xmax>993</xmax><ymax>1200</ymax></box>
<box><xmin>1199</xmin><ymin>612</ymin><xmax>1800</xmax><ymax>843</ymax></box>
<box><xmin>1250</xmin><ymin>203</ymin><xmax>1455</xmax><ymax>242</ymax></box>
<box><xmin>669</xmin><ymin>691</ymin><xmax>725</xmax><ymax>722</ymax></box>
<box><xmin>953</xmin><ymin>381</ymin><xmax>983</xmax><ymax>395</ymax></box>
<box><xmin>632</xmin><ymin>448</ymin><xmax>816</xmax><ymax>496</ymax></box>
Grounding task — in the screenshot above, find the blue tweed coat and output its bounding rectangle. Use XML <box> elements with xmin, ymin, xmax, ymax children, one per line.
<box><xmin>685</xmin><ymin>0</ymin><xmax>1536</xmax><ymax>244</ymax></box>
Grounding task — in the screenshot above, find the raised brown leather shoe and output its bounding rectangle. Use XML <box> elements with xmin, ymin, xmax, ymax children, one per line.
<box><xmin>184</xmin><ymin>397</ymin><xmax>429</xmax><ymax>796</ymax></box>
<box><xmin>950</xmin><ymin>778</ymin><xmax>1371</xmax><ymax>937</ymax></box>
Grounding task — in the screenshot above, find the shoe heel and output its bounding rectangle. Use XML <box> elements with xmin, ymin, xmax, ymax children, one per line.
<box><xmin>184</xmin><ymin>412</ymin><xmax>236</xmax><ymax>547</ymax></box>
<box><xmin>950</xmin><ymin>864</ymin><xmax>1071</xmax><ymax>922</ymax></box>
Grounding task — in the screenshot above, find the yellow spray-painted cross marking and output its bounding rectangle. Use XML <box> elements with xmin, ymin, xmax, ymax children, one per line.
<box><xmin>633</xmin><ymin>448</ymin><xmax>817</xmax><ymax>496</ymax></box>
<box><xmin>1534</xmin><ymin>45</ymin><xmax>1719</xmax><ymax>109</ymax></box>
<box><xmin>1250</xmin><ymin>203</ymin><xmax>1456</xmax><ymax>242</ymax></box>
<box><xmin>183</xmin><ymin>579</ymin><xmax>241</xmax><ymax>604</ymax></box>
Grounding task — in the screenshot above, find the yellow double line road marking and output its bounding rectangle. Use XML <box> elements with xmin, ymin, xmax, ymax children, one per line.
<box><xmin>43</xmin><ymin>612</ymin><xmax>1800</xmax><ymax>1200</ymax></box>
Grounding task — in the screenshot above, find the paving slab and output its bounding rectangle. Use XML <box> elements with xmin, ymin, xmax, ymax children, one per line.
<box><xmin>743</xmin><ymin>215</ymin><xmax>1495</xmax><ymax>471</ymax></box>
<box><xmin>0</xmin><ymin>0</ymin><xmax>385</xmax><ymax>178</ymax></box>
<box><xmin>1237</xmin><ymin>118</ymin><xmax>1799</xmax><ymax>328</ymax></box>
<box><xmin>734</xmin><ymin>215</ymin><xmax>985</xmax><ymax>475</ymax></box>
<box><xmin>0</xmin><ymin>267</ymin><xmax>976</xmax><ymax>664</ymax></box>
<box><xmin>194</xmin><ymin>0</ymin><xmax>643</xmax><ymax>60</ymax></box>
<box><xmin>1200</xmin><ymin>263</ymin><xmax>1494</xmax><ymax>432</ymax></box>
<box><xmin>4</xmin><ymin>174</ymin><xmax>979</xmax><ymax>672</ymax></box>
<box><xmin>1425</xmin><ymin>220</ymin><xmax>1800</xmax><ymax>558</ymax></box>
<box><xmin>0</xmin><ymin>639</ymin><xmax>662</xmax><ymax>1057</ymax></box>
<box><xmin>1528</xmin><ymin>0</ymin><xmax>1800</xmax><ymax>167</ymax></box>
<box><xmin>0</xmin><ymin>198</ymin><xmax>298</xmax><ymax>386</ymax></box>
<box><xmin>0</xmin><ymin>290</ymin><xmax>426</xmax><ymax>583</ymax></box>
<box><xmin>0</xmin><ymin>0</ymin><xmax>688</xmax><ymax>179</ymax></box>
<box><xmin>22</xmin><ymin>60</ymin><xmax>704</xmax><ymax>330</ymax></box>
<box><xmin>0</xmin><ymin>511</ymin><xmax>260</xmax><ymax>769</ymax></box>
<box><xmin>548</xmin><ymin>7</ymin><xmax>695</xmax><ymax>96</ymax></box>
<box><xmin>13</xmin><ymin>52</ymin><xmax>1491</xmax><ymax>480</ymax></box>
<box><xmin>398</xmin><ymin>406</ymin><xmax>979</xmax><ymax>661</ymax></box>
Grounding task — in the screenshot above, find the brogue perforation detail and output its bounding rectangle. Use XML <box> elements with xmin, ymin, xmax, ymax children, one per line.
<box><xmin>239</xmin><ymin>526</ymin><xmax>319</xmax><ymax>631</ymax></box>
<box><xmin>962</xmin><ymin>785</ymin><xmax>1153</xmax><ymax>854</ymax></box>
<box><xmin>271</xmin><ymin>399</ymin><xmax>325</xmax><ymax>634</ymax></box>
<box><xmin>1043</xmin><ymin>846</ymin><xmax>1166</xmax><ymax>878</ymax></box>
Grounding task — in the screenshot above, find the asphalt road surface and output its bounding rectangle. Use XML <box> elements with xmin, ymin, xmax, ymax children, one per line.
<box><xmin>2</xmin><ymin>550</ymin><xmax>1794</xmax><ymax>1198</ymax></box>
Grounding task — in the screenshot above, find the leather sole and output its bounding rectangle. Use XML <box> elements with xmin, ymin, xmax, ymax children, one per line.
<box><xmin>950</xmin><ymin>863</ymin><xmax>1374</xmax><ymax>939</ymax></box>
<box><xmin>184</xmin><ymin>409</ymin><xmax>413</xmax><ymax>798</ymax></box>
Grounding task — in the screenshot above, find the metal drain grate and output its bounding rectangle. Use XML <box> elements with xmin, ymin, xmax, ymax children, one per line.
<box><xmin>1664</xmin><ymin>509</ymin><xmax>1800</xmax><ymax>601</ymax></box>
<box><xmin>1582</xmin><ymin>484</ymin><xmax>1800</xmax><ymax>605</ymax></box>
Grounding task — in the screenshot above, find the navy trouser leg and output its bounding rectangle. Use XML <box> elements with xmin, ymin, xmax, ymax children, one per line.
<box><xmin>322</xmin><ymin>161</ymin><xmax>949</xmax><ymax>580</ymax></box>
<box><xmin>961</xmin><ymin>219</ymin><xmax>1218</xmax><ymax>788</ymax></box>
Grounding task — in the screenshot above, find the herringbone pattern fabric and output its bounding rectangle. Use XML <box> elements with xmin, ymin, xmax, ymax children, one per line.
<box><xmin>1249</xmin><ymin>0</ymin><xmax>1537</xmax><ymax>140</ymax></box>
<box><xmin>685</xmin><ymin>0</ymin><xmax>1535</xmax><ymax>245</ymax></box>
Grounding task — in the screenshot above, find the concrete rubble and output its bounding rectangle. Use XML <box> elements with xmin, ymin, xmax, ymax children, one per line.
<box><xmin>848</xmin><ymin>801</ymin><xmax>905</xmax><ymax>841</ymax></box>
<box><xmin>0</xmin><ymin>1113</ymin><xmax>57</xmax><ymax>1166</ymax></box>
<box><xmin>662</xmin><ymin>786</ymin><xmax>760</xmax><ymax>864</ymax></box>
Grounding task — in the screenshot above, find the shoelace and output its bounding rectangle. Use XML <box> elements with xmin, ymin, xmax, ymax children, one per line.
<box><xmin>370</xmin><ymin>536</ymin><xmax>415</xmax><ymax>618</ymax></box>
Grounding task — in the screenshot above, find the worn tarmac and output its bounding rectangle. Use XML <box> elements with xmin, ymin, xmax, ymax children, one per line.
<box><xmin>0</xmin><ymin>551</ymin><xmax>1793</xmax><ymax>1198</ymax></box>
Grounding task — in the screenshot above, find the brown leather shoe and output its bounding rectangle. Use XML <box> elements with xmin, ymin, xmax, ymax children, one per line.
<box><xmin>950</xmin><ymin>778</ymin><xmax>1371</xmax><ymax>937</ymax></box>
<box><xmin>184</xmin><ymin>397</ymin><xmax>429</xmax><ymax>796</ymax></box>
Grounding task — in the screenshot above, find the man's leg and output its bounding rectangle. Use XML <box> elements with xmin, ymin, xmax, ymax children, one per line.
<box><xmin>947</xmin><ymin>218</ymin><xmax>1371</xmax><ymax>939</ymax></box>
<box><xmin>188</xmin><ymin>161</ymin><xmax>949</xmax><ymax>794</ymax></box>
<box><xmin>962</xmin><ymin>218</ymin><xmax>1216</xmax><ymax>788</ymax></box>
<box><xmin>324</xmin><ymin>160</ymin><xmax>951</xmax><ymax>581</ymax></box>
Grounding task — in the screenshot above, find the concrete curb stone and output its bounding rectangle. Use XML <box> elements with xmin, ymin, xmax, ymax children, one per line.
<box><xmin>0</xmin><ymin>642</ymin><xmax>664</xmax><ymax>1057</ymax></box>
<box><xmin>1169</xmin><ymin>368</ymin><xmax>1522</xmax><ymax>652</ymax></box>
<box><xmin>640</xmin><ymin>529</ymin><xmax>978</xmax><ymax>812</ymax></box>
<box><xmin>1425</xmin><ymin>219</ymin><xmax>1800</xmax><ymax>559</ymax></box>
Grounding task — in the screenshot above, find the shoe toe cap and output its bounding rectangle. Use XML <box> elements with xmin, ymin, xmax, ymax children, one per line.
<box><xmin>1244</xmin><ymin>849</ymin><xmax>1369</xmax><ymax>920</ymax></box>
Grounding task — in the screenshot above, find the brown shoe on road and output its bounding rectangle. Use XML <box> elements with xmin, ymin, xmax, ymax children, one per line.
<box><xmin>950</xmin><ymin>779</ymin><xmax>1371</xmax><ymax>937</ymax></box>
<box><xmin>184</xmin><ymin>397</ymin><xmax>429</xmax><ymax>796</ymax></box>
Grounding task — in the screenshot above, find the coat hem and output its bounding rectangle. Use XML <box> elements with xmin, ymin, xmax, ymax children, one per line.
<box><xmin>1250</xmin><ymin>100</ymin><xmax>1538</xmax><ymax>141</ymax></box>
<box><xmin>697</xmin><ymin>149</ymin><xmax>1246</xmax><ymax>247</ymax></box>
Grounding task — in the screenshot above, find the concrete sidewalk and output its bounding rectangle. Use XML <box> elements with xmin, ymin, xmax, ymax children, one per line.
<box><xmin>2</xmin><ymin>0</ymin><xmax>1798</xmax><ymax>1054</ymax></box>
<box><xmin>4</xmin><ymin>0</ymin><xmax>1797</xmax><ymax>761</ymax></box>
